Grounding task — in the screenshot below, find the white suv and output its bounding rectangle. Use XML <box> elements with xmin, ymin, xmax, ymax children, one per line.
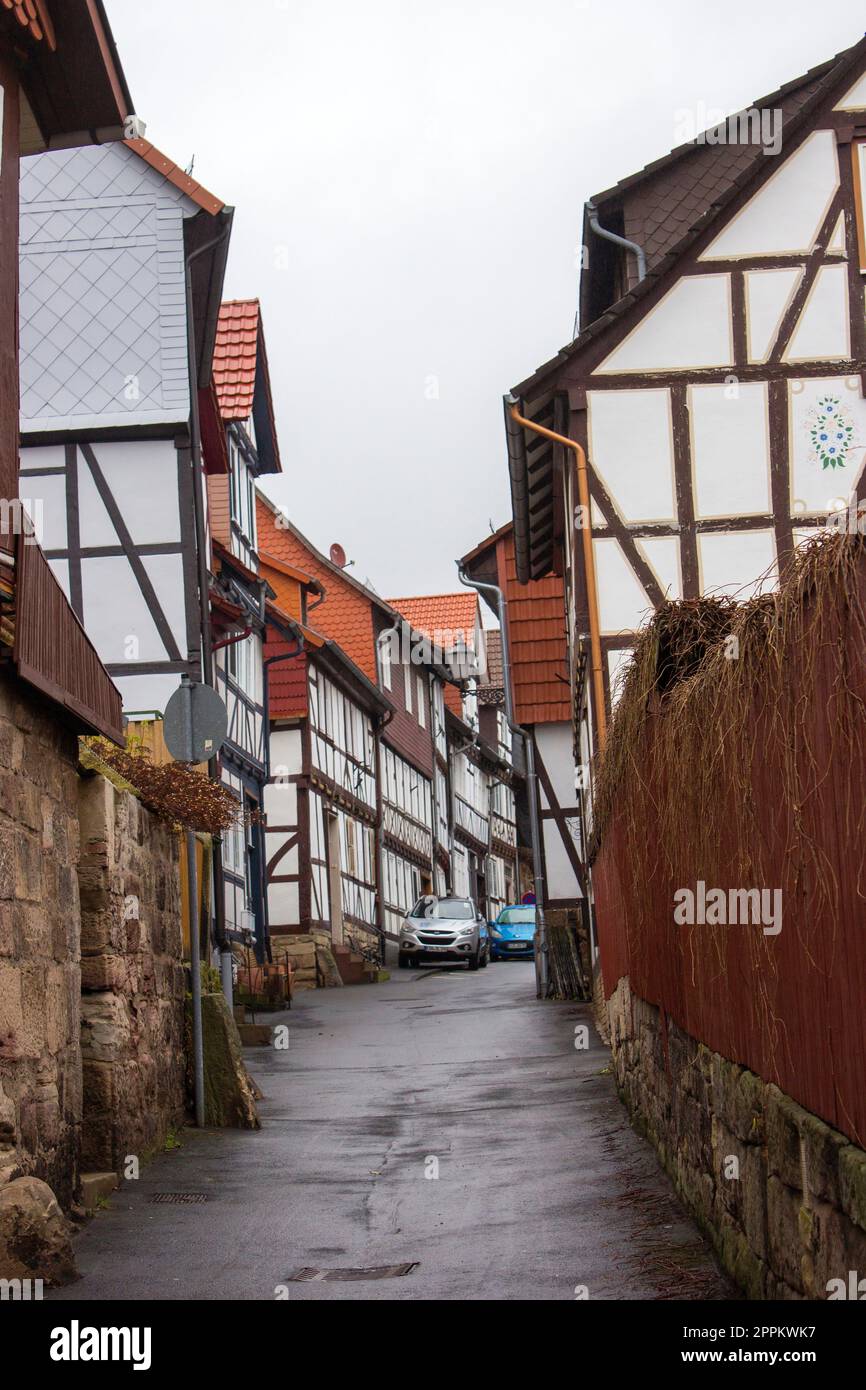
<box><xmin>398</xmin><ymin>896</ymin><xmax>490</xmax><ymax>971</ymax></box>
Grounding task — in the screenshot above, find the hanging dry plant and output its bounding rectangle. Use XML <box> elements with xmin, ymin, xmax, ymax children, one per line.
<box><xmin>591</xmin><ymin>529</ymin><xmax>866</xmax><ymax>1095</ymax></box>
<box><xmin>80</xmin><ymin>737</ymin><xmax>243</xmax><ymax>835</ymax></box>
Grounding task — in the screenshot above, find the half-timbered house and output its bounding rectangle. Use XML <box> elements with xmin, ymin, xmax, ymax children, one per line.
<box><xmin>385</xmin><ymin>590</ymin><xmax>484</xmax><ymax>908</ymax></box>
<box><xmin>387</xmin><ymin>590</ymin><xmax>518</xmax><ymax>917</ymax></box>
<box><xmin>505</xmin><ymin>35</ymin><xmax>866</xmax><ymax>772</ymax></box>
<box><xmin>207</xmin><ymin>301</ymin><xmax>282</xmax><ymax>953</ymax></box>
<box><xmin>256</xmin><ymin>499</ymin><xmax>460</xmax><ymax>943</ymax></box>
<box><xmin>459</xmin><ymin>523</ymin><xmax>588</xmax><ymax>923</ymax></box>
<box><xmin>1</xmin><ymin>1</ymin><xmax>135</xmax><ymax>746</ymax></box>
<box><xmin>475</xmin><ymin>631</ymin><xmax>521</xmax><ymax>916</ymax></box>
<box><xmin>19</xmin><ymin>138</ymin><xmax>232</xmax><ymax>716</ymax></box>
<box><xmin>255</xmin><ymin>517</ymin><xmax>393</xmax><ymax>957</ymax></box>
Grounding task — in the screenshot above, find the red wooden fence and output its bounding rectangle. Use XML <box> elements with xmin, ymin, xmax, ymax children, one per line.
<box><xmin>593</xmin><ymin>564</ymin><xmax>866</xmax><ymax>1148</ymax></box>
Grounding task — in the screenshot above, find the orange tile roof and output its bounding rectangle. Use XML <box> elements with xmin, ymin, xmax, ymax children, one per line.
<box><xmin>259</xmin><ymin>550</ymin><xmax>321</xmax><ymax>592</ymax></box>
<box><xmin>125</xmin><ymin>139</ymin><xmax>224</xmax><ymax>216</ymax></box>
<box><xmin>389</xmin><ymin>592</ymin><xmax>481</xmax><ymax>718</ymax></box>
<box><xmin>459</xmin><ymin>524</ymin><xmax>570</xmax><ymax>727</ymax></box>
<box><xmin>482</xmin><ymin>629</ymin><xmax>503</xmax><ymax>689</ymax></box>
<box><xmin>2</xmin><ymin>0</ymin><xmax>55</xmax><ymax>47</ymax></box>
<box><xmin>214</xmin><ymin>300</ymin><xmax>260</xmax><ymax>422</ymax></box>
<box><xmin>387</xmin><ymin>592</ymin><xmax>479</xmax><ymax>649</ymax></box>
<box><xmin>256</xmin><ymin>494</ymin><xmax>381</xmax><ymax>683</ymax></box>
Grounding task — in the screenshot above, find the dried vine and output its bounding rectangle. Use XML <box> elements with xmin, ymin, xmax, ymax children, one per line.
<box><xmin>592</xmin><ymin>530</ymin><xmax>866</xmax><ymax>1099</ymax></box>
<box><xmin>80</xmin><ymin>737</ymin><xmax>243</xmax><ymax>835</ymax></box>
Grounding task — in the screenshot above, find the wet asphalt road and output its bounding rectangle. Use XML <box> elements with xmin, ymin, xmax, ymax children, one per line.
<box><xmin>49</xmin><ymin>959</ymin><xmax>731</xmax><ymax>1301</ymax></box>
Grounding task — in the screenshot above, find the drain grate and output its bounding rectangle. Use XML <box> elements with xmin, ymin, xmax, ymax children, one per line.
<box><xmin>148</xmin><ymin>1192</ymin><xmax>210</xmax><ymax>1205</ymax></box>
<box><xmin>289</xmin><ymin>1263</ymin><xmax>418</xmax><ymax>1283</ymax></box>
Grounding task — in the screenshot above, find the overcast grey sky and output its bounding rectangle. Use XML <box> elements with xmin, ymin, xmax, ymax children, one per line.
<box><xmin>109</xmin><ymin>1</ymin><xmax>861</xmax><ymax>595</ymax></box>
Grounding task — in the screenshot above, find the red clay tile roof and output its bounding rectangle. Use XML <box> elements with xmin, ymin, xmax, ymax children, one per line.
<box><xmin>389</xmin><ymin>592</ymin><xmax>481</xmax><ymax>718</ymax></box>
<box><xmin>459</xmin><ymin>523</ymin><xmax>570</xmax><ymax>728</ymax></box>
<box><xmin>387</xmin><ymin>592</ymin><xmax>479</xmax><ymax>649</ymax></box>
<box><xmin>125</xmin><ymin>139</ymin><xmax>225</xmax><ymax>217</ymax></box>
<box><xmin>214</xmin><ymin>300</ymin><xmax>259</xmax><ymax>421</ymax></box>
<box><xmin>256</xmin><ymin>494</ymin><xmax>381</xmax><ymax>683</ymax></box>
<box><xmin>481</xmin><ymin>629</ymin><xmax>503</xmax><ymax>690</ymax></box>
<box><xmin>214</xmin><ymin>300</ymin><xmax>282</xmax><ymax>474</ymax></box>
<box><xmin>263</xmin><ymin>624</ymin><xmax>308</xmax><ymax>719</ymax></box>
<box><xmin>2</xmin><ymin>0</ymin><xmax>55</xmax><ymax>47</ymax></box>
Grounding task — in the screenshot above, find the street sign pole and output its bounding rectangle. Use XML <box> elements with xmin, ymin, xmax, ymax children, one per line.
<box><xmin>183</xmin><ymin>676</ymin><xmax>205</xmax><ymax>1129</ymax></box>
<box><xmin>187</xmin><ymin>826</ymin><xmax>205</xmax><ymax>1128</ymax></box>
<box><xmin>164</xmin><ymin>675</ymin><xmax>228</xmax><ymax>1129</ymax></box>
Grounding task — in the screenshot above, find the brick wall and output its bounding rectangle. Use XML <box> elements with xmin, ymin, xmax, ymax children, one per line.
<box><xmin>0</xmin><ymin>671</ymin><xmax>82</xmax><ymax>1208</ymax></box>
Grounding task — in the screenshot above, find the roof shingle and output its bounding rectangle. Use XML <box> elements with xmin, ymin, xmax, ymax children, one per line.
<box><xmin>214</xmin><ymin>300</ymin><xmax>260</xmax><ymax>422</ymax></box>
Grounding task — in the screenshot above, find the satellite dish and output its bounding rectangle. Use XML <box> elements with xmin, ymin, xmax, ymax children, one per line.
<box><xmin>330</xmin><ymin>542</ymin><xmax>347</xmax><ymax>568</ymax></box>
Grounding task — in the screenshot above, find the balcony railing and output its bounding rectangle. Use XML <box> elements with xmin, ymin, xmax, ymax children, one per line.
<box><xmin>454</xmin><ymin>793</ymin><xmax>488</xmax><ymax>846</ymax></box>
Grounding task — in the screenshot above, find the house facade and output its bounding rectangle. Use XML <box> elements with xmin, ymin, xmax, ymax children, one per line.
<box><xmin>505</xmin><ymin>36</ymin><xmax>866</xmax><ymax>781</ymax></box>
<box><xmin>0</xmin><ymin>1</ymin><xmax>132</xmax><ymax>747</ymax></box>
<box><xmin>389</xmin><ymin>592</ymin><xmax>521</xmax><ymax>921</ymax></box>
<box><xmin>257</xmin><ymin>501</ymin><xmax>466</xmax><ymax>946</ymax></box>
<box><xmin>474</xmin><ymin>631</ymin><xmax>522</xmax><ymax>917</ymax></box>
<box><xmin>207</xmin><ymin>301</ymin><xmax>282</xmax><ymax>953</ymax></box>
<box><xmin>18</xmin><ymin>138</ymin><xmax>231</xmax><ymax>717</ymax></box>
<box><xmin>459</xmin><ymin>524</ymin><xmax>588</xmax><ymax>927</ymax></box>
<box><xmin>251</xmin><ymin>507</ymin><xmax>388</xmax><ymax>956</ymax></box>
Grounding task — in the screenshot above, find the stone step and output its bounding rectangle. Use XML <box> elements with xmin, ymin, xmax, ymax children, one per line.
<box><xmin>238</xmin><ymin>1023</ymin><xmax>272</xmax><ymax>1047</ymax></box>
<box><xmin>80</xmin><ymin>1171</ymin><xmax>118</xmax><ymax>1213</ymax></box>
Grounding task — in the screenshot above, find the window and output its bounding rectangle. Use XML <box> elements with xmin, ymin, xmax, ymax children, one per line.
<box><xmin>404</xmin><ymin>665</ymin><xmax>412</xmax><ymax>713</ymax></box>
<box><xmin>378</xmin><ymin>633</ymin><xmax>392</xmax><ymax>690</ymax></box>
<box><xmin>229</xmin><ymin>434</ymin><xmax>257</xmax><ymax>548</ymax></box>
<box><xmin>416</xmin><ymin>675</ymin><xmax>425</xmax><ymax>727</ymax></box>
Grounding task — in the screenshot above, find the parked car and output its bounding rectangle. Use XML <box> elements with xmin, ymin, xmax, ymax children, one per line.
<box><xmin>489</xmin><ymin>904</ymin><xmax>536</xmax><ymax>960</ymax></box>
<box><xmin>398</xmin><ymin>896</ymin><xmax>490</xmax><ymax>970</ymax></box>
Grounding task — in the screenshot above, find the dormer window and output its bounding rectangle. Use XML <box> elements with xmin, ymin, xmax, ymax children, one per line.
<box><xmin>229</xmin><ymin>433</ymin><xmax>257</xmax><ymax>555</ymax></box>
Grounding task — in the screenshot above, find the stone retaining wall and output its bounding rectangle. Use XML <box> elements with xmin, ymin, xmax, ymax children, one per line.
<box><xmin>0</xmin><ymin>662</ymin><xmax>188</xmax><ymax>1224</ymax></box>
<box><xmin>0</xmin><ymin>673</ymin><xmax>82</xmax><ymax>1208</ymax></box>
<box><xmin>607</xmin><ymin>976</ymin><xmax>866</xmax><ymax>1299</ymax></box>
<box><xmin>78</xmin><ymin>774</ymin><xmax>186</xmax><ymax>1173</ymax></box>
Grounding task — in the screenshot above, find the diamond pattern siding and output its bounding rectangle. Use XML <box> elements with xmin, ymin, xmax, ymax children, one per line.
<box><xmin>19</xmin><ymin>143</ymin><xmax>202</xmax><ymax>431</ymax></box>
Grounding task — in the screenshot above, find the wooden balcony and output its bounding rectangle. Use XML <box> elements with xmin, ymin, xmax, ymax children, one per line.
<box><xmin>12</xmin><ymin>530</ymin><xmax>123</xmax><ymax>743</ymax></box>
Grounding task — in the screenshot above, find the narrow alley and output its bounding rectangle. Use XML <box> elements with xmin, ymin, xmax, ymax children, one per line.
<box><xmin>48</xmin><ymin>967</ymin><xmax>729</xmax><ymax>1303</ymax></box>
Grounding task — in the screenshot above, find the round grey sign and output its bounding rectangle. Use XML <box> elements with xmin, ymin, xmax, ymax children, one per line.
<box><xmin>163</xmin><ymin>680</ymin><xmax>228</xmax><ymax>763</ymax></box>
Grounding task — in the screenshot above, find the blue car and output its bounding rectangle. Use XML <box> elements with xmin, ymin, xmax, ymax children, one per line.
<box><xmin>489</xmin><ymin>904</ymin><xmax>536</xmax><ymax>960</ymax></box>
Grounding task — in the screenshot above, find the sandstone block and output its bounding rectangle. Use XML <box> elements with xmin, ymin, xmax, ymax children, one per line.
<box><xmin>0</xmin><ymin>1176</ymin><xmax>76</xmax><ymax>1285</ymax></box>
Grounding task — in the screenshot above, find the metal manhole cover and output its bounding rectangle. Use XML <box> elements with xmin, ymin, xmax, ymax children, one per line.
<box><xmin>289</xmin><ymin>1263</ymin><xmax>418</xmax><ymax>1282</ymax></box>
<box><xmin>148</xmin><ymin>1192</ymin><xmax>210</xmax><ymax>1205</ymax></box>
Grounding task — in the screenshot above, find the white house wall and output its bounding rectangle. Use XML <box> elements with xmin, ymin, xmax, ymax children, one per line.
<box><xmin>698</xmin><ymin>131</ymin><xmax>840</xmax><ymax>260</ymax></box>
<box><xmin>535</xmin><ymin>722</ymin><xmax>583</xmax><ymax>904</ymax></box>
<box><xmin>690</xmin><ymin>383</ymin><xmax>772</xmax><ymax>517</ymax></box>
<box><xmin>265</xmin><ymin>728</ymin><xmax>302</xmax><ymax>933</ymax></box>
<box><xmin>20</xmin><ymin>436</ymin><xmax>194</xmax><ymax>713</ymax></box>
<box><xmin>576</xmin><ymin>91</ymin><xmax>866</xmax><ymax>720</ymax></box>
<box><xmin>595</xmin><ymin>275</ymin><xmax>733</xmax><ymax>374</ymax></box>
